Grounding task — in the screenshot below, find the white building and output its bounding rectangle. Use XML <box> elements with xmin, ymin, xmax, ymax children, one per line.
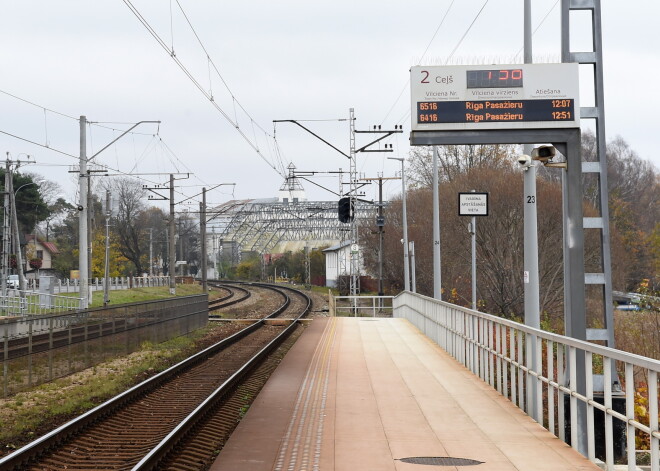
<box><xmin>323</xmin><ymin>241</ymin><xmax>365</xmax><ymax>288</ymax></box>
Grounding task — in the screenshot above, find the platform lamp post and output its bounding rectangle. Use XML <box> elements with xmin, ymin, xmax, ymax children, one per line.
<box><xmin>388</xmin><ymin>157</ymin><xmax>410</xmax><ymax>292</ymax></box>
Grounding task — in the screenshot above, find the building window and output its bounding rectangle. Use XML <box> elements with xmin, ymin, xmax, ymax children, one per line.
<box><xmin>36</xmin><ymin>250</ymin><xmax>43</xmax><ymax>259</ymax></box>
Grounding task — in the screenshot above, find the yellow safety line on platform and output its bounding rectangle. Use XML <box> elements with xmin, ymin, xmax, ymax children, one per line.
<box><xmin>273</xmin><ymin>318</ymin><xmax>338</xmax><ymax>471</ymax></box>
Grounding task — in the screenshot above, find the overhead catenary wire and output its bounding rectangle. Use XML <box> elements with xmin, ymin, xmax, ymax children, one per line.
<box><xmin>0</xmin><ymin>87</ymin><xmax>214</xmax><ymax>207</ymax></box>
<box><xmin>512</xmin><ymin>0</ymin><xmax>560</xmax><ymax>61</ymax></box>
<box><xmin>444</xmin><ymin>0</ymin><xmax>490</xmax><ymax>64</ymax></box>
<box><xmin>0</xmin><ymin>89</ymin><xmax>78</xmax><ymax>121</ymax></box>
<box><xmin>380</xmin><ymin>0</ymin><xmax>456</xmax><ymax>126</ymax></box>
<box><xmin>122</xmin><ymin>0</ymin><xmax>286</xmax><ymax>178</ymax></box>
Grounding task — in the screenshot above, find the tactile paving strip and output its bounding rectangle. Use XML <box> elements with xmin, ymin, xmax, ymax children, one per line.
<box><xmin>273</xmin><ymin>317</ymin><xmax>337</xmax><ymax>471</ymax></box>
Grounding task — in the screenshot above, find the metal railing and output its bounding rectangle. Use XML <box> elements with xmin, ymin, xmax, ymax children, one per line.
<box><xmin>395</xmin><ymin>291</ymin><xmax>660</xmax><ymax>471</ymax></box>
<box><xmin>1</xmin><ymin>295</ymin><xmax>208</xmax><ymax>397</ymax></box>
<box><xmin>329</xmin><ymin>293</ymin><xmax>394</xmax><ymax>317</ymax></box>
<box><xmin>20</xmin><ymin>276</ymin><xmax>172</xmax><ymax>293</ymax></box>
<box><xmin>0</xmin><ymin>291</ymin><xmax>83</xmax><ymax>316</ymax></box>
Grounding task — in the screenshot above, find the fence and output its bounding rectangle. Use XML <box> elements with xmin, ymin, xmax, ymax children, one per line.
<box><xmin>19</xmin><ymin>276</ymin><xmax>171</xmax><ymax>293</ymax></box>
<box><xmin>329</xmin><ymin>293</ymin><xmax>394</xmax><ymax>317</ymax></box>
<box><xmin>395</xmin><ymin>291</ymin><xmax>660</xmax><ymax>471</ymax></box>
<box><xmin>0</xmin><ymin>291</ymin><xmax>83</xmax><ymax>317</ymax></box>
<box><xmin>1</xmin><ymin>294</ymin><xmax>207</xmax><ymax>397</ymax></box>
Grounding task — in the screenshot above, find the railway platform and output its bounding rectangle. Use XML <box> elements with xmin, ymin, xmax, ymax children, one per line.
<box><xmin>210</xmin><ymin>317</ymin><xmax>600</xmax><ymax>471</ymax></box>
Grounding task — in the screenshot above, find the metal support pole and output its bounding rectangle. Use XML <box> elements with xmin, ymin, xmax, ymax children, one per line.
<box><xmin>305</xmin><ymin>242</ymin><xmax>310</xmax><ymax>288</ymax></box>
<box><xmin>349</xmin><ymin>108</ymin><xmax>360</xmax><ymax>302</ymax></box>
<box><xmin>409</xmin><ymin>241</ymin><xmax>416</xmax><ymax>293</ymax></box>
<box><xmin>87</xmin><ymin>170</ymin><xmax>92</xmax><ymax>290</ymax></box>
<box><xmin>522</xmin><ymin>0</ymin><xmax>541</xmax><ymax>424</ymax></box>
<box><xmin>470</xmin><ymin>215</ymin><xmax>477</xmax><ymax>310</ymax></box>
<box><xmin>388</xmin><ymin>157</ymin><xmax>410</xmax><ymax>292</ymax></box>
<box><xmin>564</xmin><ymin>131</ymin><xmax>588</xmax><ymax>454</ymax></box>
<box><xmin>1</xmin><ymin>160</ymin><xmax>10</xmax><ymax>298</ymax></box>
<box><xmin>79</xmin><ymin>116</ymin><xmax>89</xmax><ymax>308</ymax></box>
<box><xmin>432</xmin><ymin>146</ymin><xmax>441</xmax><ymax>299</ymax></box>
<box><xmin>168</xmin><ymin>174</ymin><xmax>176</xmax><ymax>295</ymax></box>
<box><xmin>103</xmin><ymin>190</ymin><xmax>111</xmax><ymax>307</ymax></box>
<box><xmin>149</xmin><ymin>228</ymin><xmax>153</xmax><ymax>277</ymax></box>
<box><xmin>200</xmin><ymin>187</ymin><xmax>207</xmax><ymax>293</ymax></box>
<box><xmin>8</xmin><ymin>172</ymin><xmax>25</xmax><ymax>295</ymax></box>
<box><xmin>377</xmin><ymin>178</ymin><xmax>384</xmax><ymax>298</ymax></box>
<box><xmin>523</xmin><ymin>161</ymin><xmax>541</xmax><ymax>422</ymax></box>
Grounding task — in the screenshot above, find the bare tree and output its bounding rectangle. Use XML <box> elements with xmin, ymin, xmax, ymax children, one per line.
<box><xmin>109</xmin><ymin>178</ymin><xmax>148</xmax><ymax>274</ymax></box>
<box><xmin>406</xmin><ymin>144</ymin><xmax>518</xmax><ymax>189</ymax></box>
<box><xmin>362</xmin><ymin>162</ymin><xmax>567</xmax><ymax>321</ymax></box>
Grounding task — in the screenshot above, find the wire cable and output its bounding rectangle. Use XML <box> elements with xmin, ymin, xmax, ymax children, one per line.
<box><xmin>380</xmin><ymin>0</ymin><xmax>455</xmax><ymax>125</ymax></box>
<box><xmin>122</xmin><ymin>0</ymin><xmax>286</xmax><ymax>178</ymax></box>
<box><xmin>445</xmin><ymin>1</ymin><xmax>490</xmax><ymax>64</ymax></box>
<box><xmin>0</xmin><ymin>129</ymin><xmax>78</xmax><ymax>159</ymax></box>
<box><xmin>512</xmin><ymin>0</ymin><xmax>560</xmax><ymax>61</ymax></box>
<box><xmin>0</xmin><ymin>89</ymin><xmax>78</xmax><ymax>121</ymax></box>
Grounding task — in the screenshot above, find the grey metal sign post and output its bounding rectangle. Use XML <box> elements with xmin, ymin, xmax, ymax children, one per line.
<box><xmin>458</xmin><ymin>191</ymin><xmax>488</xmax><ymax>311</ymax></box>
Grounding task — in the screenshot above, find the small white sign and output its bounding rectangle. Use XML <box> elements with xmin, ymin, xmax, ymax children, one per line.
<box><xmin>458</xmin><ymin>192</ymin><xmax>488</xmax><ymax>217</ymax></box>
<box><xmin>350</xmin><ymin>244</ymin><xmax>359</xmax><ymax>253</ymax></box>
<box><xmin>175</xmin><ymin>261</ymin><xmax>187</xmax><ymax>266</ymax></box>
<box><xmin>524</xmin><ymin>271</ymin><xmax>530</xmax><ymax>284</ymax></box>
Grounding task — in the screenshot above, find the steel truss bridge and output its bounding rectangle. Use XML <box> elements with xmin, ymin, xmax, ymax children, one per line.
<box><xmin>207</xmin><ymin>198</ymin><xmax>375</xmax><ymax>258</ymax></box>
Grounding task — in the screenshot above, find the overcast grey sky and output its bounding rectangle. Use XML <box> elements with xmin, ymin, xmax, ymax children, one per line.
<box><xmin>0</xmin><ymin>1</ymin><xmax>657</xmax><ymax>210</ymax></box>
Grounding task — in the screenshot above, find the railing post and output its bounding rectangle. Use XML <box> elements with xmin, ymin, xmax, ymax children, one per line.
<box><xmin>547</xmin><ymin>340</ymin><xmax>555</xmax><ymax>435</ymax></box>
<box><xmin>625</xmin><ymin>364</ymin><xmax>635</xmax><ymax>471</ymax></box>
<box><xmin>586</xmin><ymin>352</ymin><xmax>595</xmax><ymax>461</ymax></box>
<box><xmin>569</xmin><ymin>347</ymin><xmax>578</xmax><ymax>451</ymax></box>
<box><xmin>558</xmin><ymin>345</ymin><xmax>565</xmax><ymax>442</ymax></box>
<box><xmin>649</xmin><ymin>370</ymin><xmax>659</xmax><ymax>471</ymax></box>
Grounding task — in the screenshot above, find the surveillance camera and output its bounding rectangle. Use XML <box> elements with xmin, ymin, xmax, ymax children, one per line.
<box><xmin>517</xmin><ymin>154</ymin><xmax>532</xmax><ymax>167</ymax></box>
<box><xmin>531</xmin><ymin>145</ymin><xmax>556</xmax><ymax>162</ymax></box>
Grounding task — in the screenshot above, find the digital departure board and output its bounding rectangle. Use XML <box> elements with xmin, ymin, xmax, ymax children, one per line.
<box><xmin>417</xmin><ymin>99</ymin><xmax>574</xmax><ymax>124</ymax></box>
<box><xmin>411</xmin><ymin>63</ymin><xmax>579</xmax><ymax>131</ymax></box>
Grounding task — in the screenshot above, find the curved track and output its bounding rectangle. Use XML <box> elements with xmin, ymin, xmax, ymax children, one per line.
<box><xmin>207</xmin><ymin>282</ymin><xmax>251</xmax><ymax>311</ymax></box>
<box><xmin>0</xmin><ymin>282</ymin><xmax>312</xmax><ymax>471</ymax></box>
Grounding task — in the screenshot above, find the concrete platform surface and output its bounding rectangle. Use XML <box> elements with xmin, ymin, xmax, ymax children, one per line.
<box><xmin>210</xmin><ymin>317</ymin><xmax>600</xmax><ymax>471</ymax></box>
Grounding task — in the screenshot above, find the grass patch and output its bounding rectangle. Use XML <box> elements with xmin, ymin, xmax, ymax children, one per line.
<box><xmin>89</xmin><ymin>284</ymin><xmax>205</xmax><ymax>307</ymax></box>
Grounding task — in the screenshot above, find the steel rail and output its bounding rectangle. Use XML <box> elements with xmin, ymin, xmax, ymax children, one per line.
<box><xmin>0</xmin><ymin>284</ymin><xmax>304</xmax><ymax>470</ymax></box>
<box><xmin>208</xmin><ymin>282</ymin><xmax>252</xmax><ymax>310</ymax></box>
<box><xmin>132</xmin><ymin>285</ymin><xmax>311</xmax><ymax>469</ymax></box>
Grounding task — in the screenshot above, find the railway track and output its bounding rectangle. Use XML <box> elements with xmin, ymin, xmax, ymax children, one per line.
<box><xmin>207</xmin><ymin>282</ymin><xmax>251</xmax><ymax>311</ymax></box>
<box><xmin>0</xmin><ymin>282</ymin><xmax>312</xmax><ymax>471</ymax></box>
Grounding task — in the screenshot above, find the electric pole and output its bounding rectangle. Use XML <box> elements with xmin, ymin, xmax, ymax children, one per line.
<box><xmin>79</xmin><ymin>116</ymin><xmax>89</xmax><ymax>308</ymax></box>
<box><xmin>361</xmin><ymin>175</ymin><xmax>400</xmax><ymax>301</ymax></box>
<box><xmin>2</xmin><ymin>158</ymin><xmax>11</xmax><ymax>297</ymax></box>
<box><xmin>200</xmin><ymin>187</ymin><xmax>207</xmax><ymax>293</ymax></box>
<box><xmin>169</xmin><ymin>174</ymin><xmax>176</xmax><ymax>294</ymax></box>
<box><xmin>103</xmin><ymin>190</ymin><xmax>111</xmax><ymax>307</ymax></box>
<box><xmin>77</xmin><ymin>117</ymin><xmax>160</xmax><ymax>307</ymax></box>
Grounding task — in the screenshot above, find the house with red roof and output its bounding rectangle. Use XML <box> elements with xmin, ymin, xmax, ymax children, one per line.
<box><xmin>24</xmin><ymin>234</ymin><xmax>59</xmax><ymax>278</ymax></box>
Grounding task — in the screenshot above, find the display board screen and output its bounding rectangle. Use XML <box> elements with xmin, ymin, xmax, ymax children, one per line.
<box><xmin>411</xmin><ymin>63</ymin><xmax>579</xmax><ymax>131</ymax></box>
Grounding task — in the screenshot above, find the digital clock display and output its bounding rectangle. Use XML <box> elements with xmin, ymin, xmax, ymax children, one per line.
<box><xmin>467</xmin><ymin>69</ymin><xmax>523</xmax><ymax>88</ymax></box>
